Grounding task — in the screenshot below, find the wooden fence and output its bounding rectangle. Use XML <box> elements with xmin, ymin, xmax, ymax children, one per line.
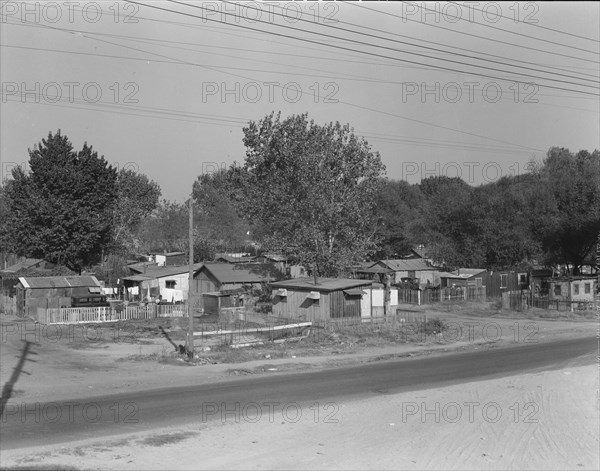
<box><xmin>37</xmin><ymin>303</ymin><xmax>187</xmax><ymax>324</ymax></box>
<box><xmin>397</xmin><ymin>286</ymin><xmax>486</xmax><ymax>305</ymax></box>
<box><xmin>0</xmin><ymin>295</ymin><xmax>17</xmax><ymax>316</ymax></box>
<box><xmin>502</xmin><ymin>291</ymin><xmax>599</xmax><ymax>312</ymax></box>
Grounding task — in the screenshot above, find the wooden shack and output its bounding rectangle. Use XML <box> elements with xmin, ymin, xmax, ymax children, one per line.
<box><xmin>15</xmin><ymin>275</ymin><xmax>102</xmax><ymax>319</ymax></box>
<box><xmin>270</xmin><ymin>277</ymin><xmax>373</xmax><ymax>322</ymax></box>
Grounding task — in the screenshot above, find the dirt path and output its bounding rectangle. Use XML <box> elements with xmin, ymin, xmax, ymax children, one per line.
<box><xmin>2</xmin><ymin>363</ymin><xmax>597</xmax><ymax>470</ymax></box>
<box><xmin>0</xmin><ymin>310</ymin><xmax>597</xmax><ymax>404</ymax></box>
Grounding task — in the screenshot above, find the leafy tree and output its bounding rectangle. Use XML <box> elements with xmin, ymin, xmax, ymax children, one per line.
<box><xmin>112</xmin><ymin>168</ymin><xmax>161</xmax><ymax>252</ymax></box>
<box><xmin>415</xmin><ymin>176</ymin><xmax>481</xmax><ymax>268</ymax></box>
<box><xmin>135</xmin><ymin>199</ymin><xmax>189</xmax><ymax>253</ymax></box>
<box><xmin>470</xmin><ymin>177</ymin><xmax>542</xmax><ymax>269</ymax></box>
<box><xmin>534</xmin><ymin>147</ymin><xmax>600</xmax><ymax>273</ymax></box>
<box><xmin>373</xmin><ymin>179</ymin><xmax>424</xmax><ymax>259</ymax></box>
<box><xmin>236</xmin><ymin>112</ymin><xmax>386</xmax><ymax>276</ymax></box>
<box><xmin>1</xmin><ymin>131</ymin><xmax>118</xmax><ymax>273</ymax></box>
<box><xmin>192</xmin><ymin>169</ymin><xmax>251</xmax><ymax>257</ymax></box>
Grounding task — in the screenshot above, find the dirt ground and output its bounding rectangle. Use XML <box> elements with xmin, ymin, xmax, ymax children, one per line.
<box><xmin>0</xmin><ymin>301</ymin><xmax>597</xmax><ymax>403</ymax></box>
<box><xmin>1</xmin><ymin>364</ymin><xmax>598</xmax><ymax>470</ymax></box>
<box><xmin>0</xmin><ymin>302</ymin><xmax>598</xmax><ymax>470</ymax></box>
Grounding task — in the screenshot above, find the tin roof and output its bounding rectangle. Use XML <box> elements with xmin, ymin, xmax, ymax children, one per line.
<box><xmin>371</xmin><ymin>258</ymin><xmax>436</xmax><ymax>271</ymax></box>
<box><xmin>129</xmin><ymin>263</ymin><xmax>204</xmax><ymax>280</ymax></box>
<box><xmin>354</xmin><ymin>266</ymin><xmax>395</xmax><ymax>274</ymax></box>
<box><xmin>128</xmin><ymin>261</ymin><xmax>159</xmax><ymax>273</ymax></box>
<box><xmin>270</xmin><ymin>277</ymin><xmax>373</xmax><ymax>292</ymax></box>
<box><xmin>439</xmin><ymin>268</ymin><xmax>487</xmax><ymax>280</ymax></box>
<box><xmin>200</xmin><ymin>263</ymin><xmax>277</xmax><ymax>284</ymax></box>
<box><xmin>214</xmin><ymin>254</ymin><xmax>258</xmax><ymax>263</ymax></box>
<box><xmin>18</xmin><ymin>275</ymin><xmax>101</xmax><ymax>289</ymax></box>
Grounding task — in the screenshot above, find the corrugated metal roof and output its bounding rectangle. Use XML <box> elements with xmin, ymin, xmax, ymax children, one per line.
<box><xmin>439</xmin><ymin>269</ymin><xmax>486</xmax><ymax>280</ymax></box>
<box><xmin>201</xmin><ymin>263</ymin><xmax>274</xmax><ymax>284</ymax></box>
<box><xmin>454</xmin><ymin>268</ymin><xmax>487</xmax><ymax>275</ymax></box>
<box><xmin>128</xmin><ymin>261</ymin><xmax>159</xmax><ymax>273</ymax></box>
<box><xmin>122</xmin><ymin>274</ymin><xmax>153</xmax><ymax>282</ymax></box>
<box><xmin>135</xmin><ymin>263</ymin><xmax>204</xmax><ymax>279</ymax></box>
<box><xmin>18</xmin><ymin>275</ymin><xmax>101</xmax><ymax>289</ymax></box>
<box><xmin>354</xmin><ymin>267</ymin><xmax>395</xmax><ymax>274</ymax></box>
<box><xmin>270</xmin><ymin>277</ymin><xmax>373</xmax><ymax>292</ymax></box>
<box><xmin>372</xmin><ymin>259</ymin><xmax>436</xmax><ymax>271</ymax></box>
<box><xmin>214</xmin><ymin>254</ymin><xmax>257</xmax><ymax>263</ymax></box>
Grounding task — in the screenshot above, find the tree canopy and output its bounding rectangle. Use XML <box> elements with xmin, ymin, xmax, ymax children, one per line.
<box><xmin>1</xmin><ymin>130</ymin><xmax>163</xmax><ymax>275</ymax></box>
<box><xmin>1</xmin><ymin>131</ymin><xmax>118</xmax><ymax>273</ymax></box>
<box><xmin>223</xmin><ymin>112</ymin><xmax>386</xmax><ymax>276</ymax></box>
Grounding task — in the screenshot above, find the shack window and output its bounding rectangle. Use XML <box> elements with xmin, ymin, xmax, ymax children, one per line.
<box><xmin>500</xmin><ymin>274</ymin><xmax>508</xmax><ymax>288</ymax></box>
<box><xmin>518</xmin><ymin>273</ymin><xmax>527</xmax><ymax>285</ymax></box>
<box><xmin>475</xmin><ymin>277</ymin><xmax>483</xmax><ymax>288</ymax></box>
<box><xmin>554</xmin><ymin>285</ymin><xmax>561</xmax><ymax>296</ymax></box>
<box><xmin>165</xmin><ymin>280</ymin><xmax>177</xmax><ymax>289</ymax></box>
<box><xmin>584</xmin><ymin>283</ymin><xmax>591</xmax><ymax>294</ymax></box>
<box><xmin>573</xmin><ymin>283</ymin><xmax>579</xmax><ymax>295</ymax></box>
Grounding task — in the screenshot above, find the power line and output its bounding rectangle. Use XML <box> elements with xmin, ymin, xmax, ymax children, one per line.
<box><xmin>414</xmin><ymin>2</ymin><xmax>599</xmax><ymax>54</ymax></box>
<box><xmin>4</xmin><ymin>43</ymin><xmax>597</xmax><ymax>112</ymax></box>
<box><xmin>18</xmin><ymin>1</ymin><xmax>596</xmax><ymax>83</ymax></box>
<box><xmin>214</xmin><ymin>0</ymin><xmax>598</xmax><ymax>86</ymax></box>
<box><xmin>8</xmin><ymin>19</ymin><xmax>598</xmax><ymax>85</ymax></box>
<box><xmin>177</xmin><ymin>0</ymin><xmax>598</xmax><ymax>90</ymax></box>
<box><xmin>123</xmin><ymin>1</ymin><xmax>598</xmax><ymax>97</ymax></box>
<box><xmin>446</xmin><ymin>1</ymin><xmax>599</xmax><ymax>43</ymax></box>
<box><xmin>2</xmin><ymin>93</ymin><xmax>542</xmax><ymax>156</ymax></box>
<box><xmin>3</xmin><ymin>20</ymin><xmax>543</xmax><ymax>152</ymax></box>
<box><xmin>346</xmin><ymin>2</ymin><xmax>600</xmax><ymax>65</ymax></box>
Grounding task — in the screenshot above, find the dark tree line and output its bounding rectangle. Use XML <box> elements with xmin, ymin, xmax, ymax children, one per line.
<box><xmin>373</xmin><ymin>148</ymin><xmax>599</xmax><ymax>273</ymax></box>
<box><xmin>1</xmin><ymin>125</ymin><xmax>597</xmax><ymax>279</ymax></box>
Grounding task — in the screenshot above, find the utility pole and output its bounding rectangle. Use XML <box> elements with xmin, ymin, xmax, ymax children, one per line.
<box><xmin>187</xmin><ymin>195</ymin><xmax>194</xmax><ymax>358</ymax></box>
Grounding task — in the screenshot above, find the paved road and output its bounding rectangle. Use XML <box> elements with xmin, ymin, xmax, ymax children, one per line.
<box><xmin>1</xmin><ymin>336</ymin><xmax>597</xmax><ymax>450</ymax></box>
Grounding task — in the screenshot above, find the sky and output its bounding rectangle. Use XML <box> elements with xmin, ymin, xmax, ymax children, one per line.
<box><xmin>1</xmin><ymin>1</ymin><xmax>599</xmax><ymax>203</ymax></box>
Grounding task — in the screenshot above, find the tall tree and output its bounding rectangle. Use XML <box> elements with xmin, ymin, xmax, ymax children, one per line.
<box><xmin>1</xmin><ymin>131</ymin><xmax>118</xmax><ymax>273</ymax></box>
<box><xmin>112</xmin><ymin>168</ymin><xmax>161</xmax><ymax>252</ymax></box>
<box><xmin>237</xmin><ymin>112</ymin><xmax>386</xmax><ymax>276</ymax></box>
<box><xmin>192</xmin><ymin>169</ymin><xmax>251</xmax><ymax>257</ymax></box>
<box><xmin>535</xmin><ymin>147</ymin><xmax>600</xmax><ymax>273</ymax></box>
<box><xmin>470</xmin><ymin>176</ymin><xmax>542</xmax><ymax>269</ymax></box>
<box><xmin>373</xmin><ymin>179</ymin><xmax>424</xmax><ymax>259</ymax></box>
<box><xmin>415</xmin><ymin>176</ymin><xmax>482</xmax><ymax>269</ymax></box>
<box><xmin>135</xmin><ymin>199</ymin><xmax>189</xmax><ymax>253</ymax></box>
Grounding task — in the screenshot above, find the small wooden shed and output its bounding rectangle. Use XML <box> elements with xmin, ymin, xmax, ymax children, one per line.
<box><xmin>15</xmin><ymin>275</ymin><xmax>102</xmax><ymax>319</ymax></box>
<box><xmin>270</xmin><ymin>277</ymin><xmax>373</xmax><ymax>322</ymax></box>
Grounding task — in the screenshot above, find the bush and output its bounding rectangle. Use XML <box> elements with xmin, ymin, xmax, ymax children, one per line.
<box><xmin>419</xmin><ymin>317</ymin><xmax>446</xmax><ymax>334</ymax></box>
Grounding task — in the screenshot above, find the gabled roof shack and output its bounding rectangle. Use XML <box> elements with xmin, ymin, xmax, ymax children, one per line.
<box><xmin>439</xmin><ymin>268</ymin><xmax>487</xmax><ymax>280</ymax></box>
<box><xmin>270</xmin><ymin>277</ymin><xmax>373</xmax><ymax>292</ymax></box>
<box><xmin>123</xmin><ymin>264</ymin><xmax>204</xmax><ymax>283</ymax></box>
<box><xmin>18</xmin><ymin>275</ymin><xmax>101</xmax><ymax>289</ymax></box>
<box><xmin>214</xmin><ymin>254</ymin><xmax>258</xmax><ymax>264</ymax></box>
<box><xmin>372</xmin><ymin>259</ymin><xmax>436</xmax><ymax>271</ymax></box>
<box><xmin>201</xmin><ymin>263</ymin><xmax>274</xmax><ymax>284</ymax></box>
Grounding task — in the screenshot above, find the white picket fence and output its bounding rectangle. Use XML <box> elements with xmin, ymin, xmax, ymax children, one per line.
<box><xmin>38</xmin><ymin>303</ymin><xmax>187</xmax><ymax>325</ymax></box>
